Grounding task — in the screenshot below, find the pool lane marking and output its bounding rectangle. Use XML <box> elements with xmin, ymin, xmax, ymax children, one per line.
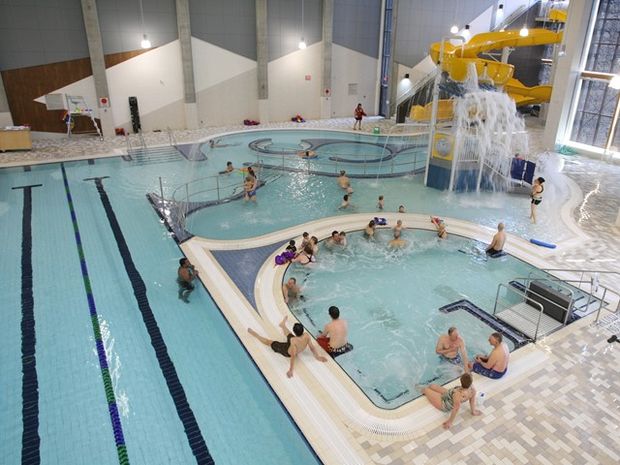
<box><xmin>60</xmin><ymin>165</ymin><xmax>130</xmax><ymax>465</ymax></box>
<box><xmin>85</xmin><ymin>176</ymin><xmax>215</xmax><ymax>465</ymax></box>
<box><xmin>12</xmin><ymin>184</ymin><xmax>41</xmax><ymax>465</ymax></box>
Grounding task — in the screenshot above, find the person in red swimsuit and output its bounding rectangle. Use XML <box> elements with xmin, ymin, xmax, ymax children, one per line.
<box><xmin>353</xmin><ymin>103</ymin><xmax>367</xmax><ymax>130</ymax></box>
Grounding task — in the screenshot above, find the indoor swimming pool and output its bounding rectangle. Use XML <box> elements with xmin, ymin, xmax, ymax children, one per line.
<box><xmin>284</xmin><ymin>230</ymin><xmax>529</xmax><ymax>409</ymax></box>
<box><xmin>0</xmin><ymin>161</ymin><xmax>321</xmax><ymax>465</ymax></box>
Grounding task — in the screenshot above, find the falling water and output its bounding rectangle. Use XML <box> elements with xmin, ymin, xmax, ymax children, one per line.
<box><xmin>451</xmin><ymin>63</ymin><xmax>529</xmax><ymax>191</ymax></box>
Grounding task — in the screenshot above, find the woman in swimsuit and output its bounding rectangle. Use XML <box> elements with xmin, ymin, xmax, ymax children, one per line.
<box><xmin>292</xmin><ymin>244</ymin><xmax>315</xmax><ymax>266</ymax></box>
<box><xmin>529</xmin><ymin>176</ymin><xmax>545</xmax><ymax>224</ymax></box>
<box><xmin>422</xmin><ymin>373</ymin><xmax>481</xmax><ymax>429</ymax></box>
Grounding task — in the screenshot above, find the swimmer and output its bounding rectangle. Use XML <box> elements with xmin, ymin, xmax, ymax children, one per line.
<box><xmin>285</xmin><ymin>239</ymin><xmax>297</xmax><ymax>253</ymax></box>
<box><xmin>218</xmin><ymin>161</ymin><xmax>234</xmax><ymax>174</ymax></box>
<box><xmin>398</xmin><ymin>205</ymin><xmax>406</xmax><ymax>213</ymax></box>
<box><xmin>177</xmin><ymin>258</ymin><xmax>199</xmax><ymax>303</ymax></box>
<box><xmin>377</xmin><ymin>195</ymin><xmax>384</xmax><ymax>210</ymax></box>
<box><xmin>388</xmin><ymin>229</ymin><xmax>406</xmax><ymax>248</ymax></box>
<box><xmin>248</xmin><ymin>316</ymin><xmax>327</xmax><ymax>378</ymax></box>
<box><xmin>244</xmin><ymin>175</ymin><xmax>258</xmax><ymax>202</ymax></box>
<box><xmin>247</xmin><ymin>166</ymin><xmax>257</xmax><ymax>180</ymax></box>
<box><xmin>486</xmin><ymin>223</ymin><xmax>506</xmax><ymax>255</ymax></box>
<box><xmin>338</xmin><ymin>231</ymin><xmax>347</xmax><ymax>248</ymax></box>
<box><xmin>292</xmin><ymin>244</ymin><xmax>316</xmax><ymax>266</ymax></box>
<box><xmin>298</xmin><ymin>150</ymin><xmax>317</xmax><ymax>159</ymax></box>
<box><xmin>421</xmin><ymin>373</ymin><xmax>481</xmax><ymax>429</ymax></box>
<box><xmin>317</xmin><ymin>306</ymin><xmax>351</xmax><ymax>356</ymax></box>
<box><xmin>430</xmin><ymin>216</ymin><xmax>447</xmax><ymax>239</ymax></box>
<box><xmin>393</xmin><ymin>219</ymin><xmax>403</xmax><ymax>235</ymax></box>
<box><xmin>436</xmin><ymin>327</ymin><xmax>469</xmax><ymax>370</ymax></box>
<box><xmin>337</xmin><ymin>170</ymin><xmax>351</xmax><ymax>190</ymax></box>
<box><xmin>326</xmin><ymin>231</ymin><xmax>341</xmax><ymax>248</ymax></box>
<box><xmin>310</xmin><ymin>236</ymin><xmax>319</xmax><ymax>255</ymax></box>
<box><xmin>529</xmin><ymin>176</ymin><xmax>545</xmax><ymax>224</ymax></box>
<box><xmin>339</xmin><ymin>194</ymin><xmax>351</xmax><ymax>210</ymax></box>
<box><xmin>282</xmin><ymin>277</ymin><xmax>301</xmax><ymax>304</ymax></box>
<box><xmin>468</xmin><ymin>332</ymin><xmax>509</xmax><ymax>379</ymax></box>
<box><xmin>300</xmin><ymin>232</ymin><xmax>310</xmax><ymax>250</ymax></box>
<box><xmin>364</xmin><ymin>220</ymin><xmax>376</xmax><ymax>240</ymax></box>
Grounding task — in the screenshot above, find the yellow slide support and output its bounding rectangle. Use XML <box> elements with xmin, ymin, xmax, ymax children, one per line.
<box><xmin>428</xmin><ymin>29</ymin><xmax>563</xmax><ymax>106</ymax></box>
<box><xmin>410</xmin><ymin>100</ymin><xmax>455</xmax><ymax>122</ymax></box>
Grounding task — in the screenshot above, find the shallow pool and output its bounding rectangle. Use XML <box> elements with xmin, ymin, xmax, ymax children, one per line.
<box><xmin>283</xmin><ymin>230</ymin><xmax>536</xmax><ymax>409</ymax></box>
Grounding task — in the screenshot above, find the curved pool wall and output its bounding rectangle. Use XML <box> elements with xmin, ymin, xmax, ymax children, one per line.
<box><xmin>283</xmin><ymin>230</ymin><xmax>533</xmax><ymax>409</ymax></box>
<box><xmin>0</xmin><ymin>161</ymin><xmax>322</xmax><ymax>464</ymax></box>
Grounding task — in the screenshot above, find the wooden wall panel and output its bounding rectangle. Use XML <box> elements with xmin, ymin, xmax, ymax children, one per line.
<box><xmin>2</xmin><ymin>49</ymin><xmax>150</xmax><ymax>133</ymax></box>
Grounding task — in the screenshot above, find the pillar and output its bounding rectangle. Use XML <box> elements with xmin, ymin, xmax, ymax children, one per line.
<box><xmin>320</xmin><ymin>0</ymin><xmax>333</xmax><ymax>119</ymax></box>
<box><xmin>175</xmin><ymin>0</ymin><xmax>199</xmax><ymax>129</ymax></box>
<box><xmin>543</xmin><ymin>0</ymin><xmax>596</xmax><ymax>150</ymax></box>
<box><xmin>387</xmin><ymin>0</ymin><xmax>399</xmax><ymax>118</ymax></box>
<box><xmin>80</xmin><ymin>0</ymin><xmax>114</xmax><ymax>138</ymax></box>
<box><xmin>0</xmin><ymin>73</ymin><xmax>13</xmax><ymax>127</ymax></box>
<box><xmin>256</xmin><ymin>0</ymin><xmax>269</xmax><ymax>123</ymax></box>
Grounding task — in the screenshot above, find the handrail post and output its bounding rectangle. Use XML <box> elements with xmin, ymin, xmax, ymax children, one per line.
<box><xmin>493</xmin><ymin>284</ymin><xmax>502</xmax><ymax>316</ymax></box>
<box><xmin>595</xmin><ymin>288</ymin><xmax>608</xmax><ymax>323</ymax></box>
<box><xmin>216</xmin><ymin>176</ymin><xmax>220</xmax><ymax>202</ymax></box>
<box><xmin>533</xmin><ymin>302</ymin><xmax>545</xmax><ymax>342</ymax></box>
<box><xmin>158</xmin><ymin>176</ymin><xmax>164</xmax><ymax>204</ymax></box>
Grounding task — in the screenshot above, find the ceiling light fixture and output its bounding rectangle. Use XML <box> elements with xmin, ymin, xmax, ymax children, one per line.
<box><xmin>138</xmin><ymin>0</ymin><xmax>151</xmax><ymax>49</ymax></box>
<box><xmin>299</xmin><ymin>0</ymin><xmax>306</xmax><ymax>49</ymax></box>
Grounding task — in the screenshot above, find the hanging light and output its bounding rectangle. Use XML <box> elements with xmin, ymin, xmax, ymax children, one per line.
<box><xmin>463</xmin><ymin>24</ymin><xmax>471</xmax><ymax>38</ymax></box>
<box><xmin>519</xmin><ymin>25</ymin><xmax>529</xmax><ymax>37</ymax></box>
<box><xmin>609</xmin><ymin>75</ymin><xmax>620</xmax><ymax>89</ymax></box>
<box><xmin>450</xmin><ymin>24</ymin><xmax>459</xmax><ymax>34</ymax></box>
<box><xmin>138</xmin><ymin>0</ymin><xmax>151</xmax><ymax>49</ymax></box>
<box><xmin>299</xmin><ymin>0</ymin><xmax>306</xmax><ymax>50</ymax></box>
<box><xmin>141</xmin><ymin>34</ymin><xmax>151</xmax><ymax>49</ymax></box>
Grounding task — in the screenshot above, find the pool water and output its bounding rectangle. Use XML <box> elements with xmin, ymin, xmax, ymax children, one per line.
<box><xmin>0</xmin><ymin>161</ymin><xmax>320</xmax><ymax>464</ymax></box>
<box><xmin>284</xmin><ymin>230</ymin><xmax>532</xmax><ymax>409</ymax></box>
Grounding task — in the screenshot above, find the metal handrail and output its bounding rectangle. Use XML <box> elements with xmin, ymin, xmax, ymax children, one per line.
<box><xmin>493</xmin><ymin>283</ymin><xmax>546</xmax><ymax>341</ymax></box>
<box><xmin>396</xmin><ymin>67</ymin><xmax>438</xmax><ymax>105</ymax></box>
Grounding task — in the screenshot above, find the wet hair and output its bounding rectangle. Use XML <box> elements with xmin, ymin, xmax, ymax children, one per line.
<box><xmin>339</xmin><ymin>231</ymin><xmax>346</xmax><ymax>236</ymax></box>
<box><xmin>303</xmin><ymin>244</ymin><xmax>314</xmax><ymax>255</ymax></box>
<box><xmin>537</xmin><ymin>176</ymin><xmax>545</xmax><ymax>184</ymax></box>
<box><xmin>332</xmin><ymin>231</ymin><xmax>339</xmax><ymax>238</ymax></box>
<box><xmin>288</xmin><ymin>277</ymin><xmax>297</xmax><ymax>283</ymax></box>
<box><xmin>369</xmin><ymin>220</ymin><xmax>375</xmax><ymax>227</ymax></box>
<box><xmin>179</xmin><ymin>258</ymin><xmax>189</xmax><ymax>266</ymax></box>
<box><xmin>311</xmin><ymin>236</ymin><xmax>318</xmax><ymax>244</ymax></box>
<box><xmin>293</xmin><ymin>323</ymin><xmax>304</xmax><ymax>336</ymax></box>
<box><xmin>357</xmin><ymin>103</ymin><xmax>362</xmax><ymax>106</ymax></box>
<box><xmin>396</xmin><ymin>220</ymin><xmax>402</xmax><ymax>225</ymax></box>
<box><xmin>302</xmin><ymin>232</ymin><xmax>309</xmax><ymax>238</ymax></box>
<box><xmin>289</xmin><ymin>240</ymin><xmax>295</xmax><ymax>246</ymax></box>
<box><xmin>398</xmin><ymin>205</ymin><xmax>405</xmax><ymax>211</ymax></box>
<box><xmin>340</xmin><ymin>170</ymin><xmax>346</xmax><ymax>176</ymax></box>
<box><xmin>379</xmin><ymin>195</ymin><xmax>384</xmax><ymax>200</ymax></box>
<box><xmin>491</xmin><ymin>332</ymin><xmax>503</xmax><ymax>343</ymax></box>
<box><xmin>343</xmin><ymin>195</ymin><xmax>349</xmax><ymax>201</ymax></box>
<box><xmin>329</xmin><ymin>306</ymin><xmax>340</xmax><ymax>319</ymax></box>
<box><xmin>448</xmin><ymin>326</ymin><xmax>457</xmax><ymax>335</ymax></box>
<box><xmin>460</xmin><ymin>373</ymin><xmax>473</xmax><ymax>389</ymax></box>
<box><xmin>226</xmin><ymin>161</ymin><xmax>232</xmax><ymax>166</ymax></box>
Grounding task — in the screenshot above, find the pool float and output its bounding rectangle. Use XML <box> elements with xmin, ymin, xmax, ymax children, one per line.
<box><xmin>529</xmin><ymin>238</ymin><xmax>557</xmax><ymax>249</ymax></box>
<box><xmin>374</xmin><ymin>217</ymin><xmax>387</xmax><ymax>226</ymax></box>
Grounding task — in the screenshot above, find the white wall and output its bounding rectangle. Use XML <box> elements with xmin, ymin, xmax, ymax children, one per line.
<box><xmin>268</xmin><ymin>41</ymin><xmax>322</xmax><ymax>122</ymax></box>
<box><xmin>331</xmin><ymin>44</ymin><xmax>378</xmax><ymax>118</ymax></box>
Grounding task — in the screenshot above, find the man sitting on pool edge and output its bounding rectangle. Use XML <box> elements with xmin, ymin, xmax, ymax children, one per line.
<box><xmin>317</xmin><ymin>306</ymin><xmax>353</xmax><ymax>357</ymax></box>
<box><xmin>468</xmin><ymin>332</ymin><xmax>509</xmax><ymax>379</ymax></box>
<box><xmin>248</xmin><ymin>317</ymin><xmax>327</xmax><ymax>378</ymax></box>
<box><xmin>436</xmin><ymin>326</ymin><xmax>469</xmax><ymax>371</ymax></box>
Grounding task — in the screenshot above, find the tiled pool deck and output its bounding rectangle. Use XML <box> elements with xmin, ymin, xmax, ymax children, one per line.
<box><xmin>2</xmin><ymin>117</ymin><xmax>619</xmax><ymax>464</ymax></box>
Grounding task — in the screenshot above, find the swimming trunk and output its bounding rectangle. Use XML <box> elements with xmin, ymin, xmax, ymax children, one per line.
<box><xmin>355</xmin><ymin>116</ymin><xmax>362</xmax><ymax>121</ymax></box>
<box><xmin>177</xmin><ymin>277</ymin><xmax>194</xmax><ymax>291</ymax></box>
<box><xmin>247</xmin><ymin>189</ymin><xmax>257</xmax><ymax>197</ymax></box>
<box><xmin>486</xmin><ymin>248</ymin><xmax>502</xmax><ymax>255</ymax></box>
<box><xmin>440</xmin><ymin>387</ymin><xmax>458</xmax><ymax>412</ymax></box>
<box><xmin>270</xmin><ymin>333</ymin><xmax>294</xmax><ymax>358</ymax></box>
<box><xmin>531</xmin><ymin>199</ymin><xmax>542</xmax><ymax>205</ymax></box>
<box><xmin>472</xmin><ymin>362</ymin><xmax>507</xmax><ymax>379</ymax></box>
<box><xmin>441</xmin><ymin>353</ymin><xmax>462</xmax><ymax>365</ymax></box>
<box><xmin>317</xmin><ymin>335</ymin><xmax>353</xmax><ymax>358</ymax></box>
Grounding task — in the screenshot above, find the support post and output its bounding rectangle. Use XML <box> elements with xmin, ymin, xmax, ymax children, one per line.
<box><xmin>175</xmin><ymin>0</ymin><xmax>199</xmax><ymax>129</ymax></box>
<box><xmin>320</xmin><ymin>0</ymin><xmax>333</xmax><ymax>119</ymax></box>
<box><xmin>80</xmin><ymin>0</ymin><xmax>114</xmax><ymax>138</ymax></box>
<box><xmin>256</xmin><ymin>0</ymin><xmax>269</xmax><ymax>123</ymax></box>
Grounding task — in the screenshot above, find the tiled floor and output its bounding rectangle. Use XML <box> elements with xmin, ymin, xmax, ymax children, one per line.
<box><xmin>3</xmin><ymin>117</ymin><xmax>620</xmax><ymax>464</ymax></box>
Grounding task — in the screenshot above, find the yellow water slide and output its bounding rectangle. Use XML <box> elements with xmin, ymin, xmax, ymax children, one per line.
<box><xmin>548</xmin><ymin>8</ymin><xmax>567</xmax><ymax>23</ymax></box>
<box><xmin>411</xmin><ymin>29</ymin><xmax>563</xmax><ymax>120</ymax></box>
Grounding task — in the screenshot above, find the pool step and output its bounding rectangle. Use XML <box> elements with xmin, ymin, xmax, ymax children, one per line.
<box><xmin>123</xmin><ymin>147</ymin><xmax>184</xmax><ymax>165</ymax></box>
<box><xmin>495</xmin><ymin>302</ymin><xmax>563</xmax><ymax>340</ymax></box>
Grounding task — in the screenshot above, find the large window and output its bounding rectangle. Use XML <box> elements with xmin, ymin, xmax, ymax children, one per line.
<box><xmin>570</xmin><ymin>0</ymin><xmax>620</xmax><ymax>151</ymax></box>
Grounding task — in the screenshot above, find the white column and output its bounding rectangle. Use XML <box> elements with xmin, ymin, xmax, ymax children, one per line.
<box><xmin>543</xmin><ymin>0</ymin><xmax>597</xmax><ymax>150</ymax></box>
<box><xmin>320</xmin><ymin>0</ymin><xmax>333</xmax><ymax>119</ymax></box>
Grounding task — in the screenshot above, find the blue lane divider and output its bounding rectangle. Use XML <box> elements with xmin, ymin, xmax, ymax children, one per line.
<box><xmin>12</xmin><ymin>184</ymin><xmax>42</xmax><ymax>465</ymax></box>
<box><xmin>60</xmin><ymin>165</ymin><xmax>130</xmax><ymax>464</ymax></box>
<box><xmin>86</xmin><ymin>176</ymin><xmax>215</xmax><ymax>465</ymax></box>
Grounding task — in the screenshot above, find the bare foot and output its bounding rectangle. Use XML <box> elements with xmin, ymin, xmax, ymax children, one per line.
<box><xmin>279</xmin><ymin>316</ymin><xmax>288</xmax><ymax>327</ymax></box>
<box><xmin>248</xmin><ymin>328</ymin><xmax>258</xmax><ymax>337</ymax></box>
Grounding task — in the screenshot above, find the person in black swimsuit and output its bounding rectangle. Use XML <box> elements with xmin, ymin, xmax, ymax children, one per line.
<box><xmin>248</xmin><ymin>316</ymin><xmax>327</xmax><ymax>377</ymax></box>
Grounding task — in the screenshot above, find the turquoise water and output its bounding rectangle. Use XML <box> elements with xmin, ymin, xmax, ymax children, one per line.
<box><xmin>0</xmin><ymin>160</ymin><xmax>320</xmax><ymax>464</ymax></box>
<box><xmin>181</xmin><ymin>130</ymin><xmax>573</xmax><ymax>243</ymax></box>
<box><xmin>284</xmin><ymin>230</ymin><xmax>530</xmax><ymax>409</ymax></box>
